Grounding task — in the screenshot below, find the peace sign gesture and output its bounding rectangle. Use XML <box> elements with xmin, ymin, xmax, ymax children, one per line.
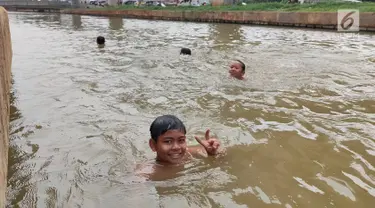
<box><xmin>194</xmin><ymin>129</ymin><xmax>220</xmax><ymax>156</ymax></box>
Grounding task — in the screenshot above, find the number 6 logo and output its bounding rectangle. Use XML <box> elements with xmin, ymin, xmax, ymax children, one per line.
<box><xmin>341</xmin><ymin>11</ymin><xmax>355</xmax><ymax>30</ymax></box>
<box><xmin>338</xmin><ymin>10</ymin><xmax>359</xmax><ymax>32</ymax></box>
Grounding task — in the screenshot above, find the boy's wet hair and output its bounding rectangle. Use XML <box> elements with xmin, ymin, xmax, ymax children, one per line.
<box><xmin>180</xmin><ymin>48</ymin><xmax>191</xmax><ymax>55</ymax></box>
<box><xmin>96</xmin><ymin>36</ymin><xmax>105</xmax><ymax>45</ymax></box>
<box><xmin>150</xmin><ymin>115</ymin><xmax>186</xmax><ymax>141</ymax></box>
<box><xmin>236</xmin><ymin>60</ymin><xmax>246</xmax><ymax>73</ymax></box>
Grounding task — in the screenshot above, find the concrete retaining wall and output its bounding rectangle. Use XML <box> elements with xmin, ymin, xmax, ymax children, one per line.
<box><xmin>0</xmin><ymin>6</ymin><xmax>12</xmax><ymax>208</ymax></box>
<box><xmin>61</xmin><ymin>9</ymin><xmax>375</xmax><ymax>31</ymax></box>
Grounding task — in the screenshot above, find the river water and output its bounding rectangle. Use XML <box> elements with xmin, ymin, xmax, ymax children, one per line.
<box><xmin>6</xmin><ymin>12</ymin><xmax>375</xmax><ymax>208</ymax></box>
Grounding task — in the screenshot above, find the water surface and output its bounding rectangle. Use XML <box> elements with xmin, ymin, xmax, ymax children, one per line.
<box><xmin>7</xmin><ymin>12</ymin><xmax>375</xmax><ymax>208</ymax></box>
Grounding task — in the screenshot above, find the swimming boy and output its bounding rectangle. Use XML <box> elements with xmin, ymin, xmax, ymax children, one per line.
<box><xmin>229</xmin><ymin>60</ymin><xmax>246</xmax><ymax>80</ymax></box>
<box><xmin>180</xmin><ymin>48</ymin><xmax>192</xmax><ymax>55</ymax></box>
<box><xmin>96</xmin><ymin>36</ymin><xmax>105</xmax><ymax>47</ymax></box>
<box><xmin>149</xmin><ymin>115</ymin><xmax>221</xmax><ymax>165</ymax></box>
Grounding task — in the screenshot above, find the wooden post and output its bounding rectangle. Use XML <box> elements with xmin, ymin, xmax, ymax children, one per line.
<box><xmin>0</xmin><ymin>6</ymin><xmax>12</xmax><ymax>208</ymax></box>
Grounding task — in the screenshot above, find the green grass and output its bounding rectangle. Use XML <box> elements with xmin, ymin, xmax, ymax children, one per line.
<box><xmin>90</xmin><ymin>2</ymin><xmax>375</xmax><ymax>12</ymax></box>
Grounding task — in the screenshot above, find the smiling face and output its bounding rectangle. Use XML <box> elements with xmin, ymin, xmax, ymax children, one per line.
<box><xmin>149</xmin><ymin>130</ymin><xmax>187</xmax><ymax>165</ymax></box>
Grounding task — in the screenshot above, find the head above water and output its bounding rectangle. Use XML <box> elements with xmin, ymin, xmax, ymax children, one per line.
<box><xmin>180</xmin><ymin>48</ymin><xmax>191</xmax><ymax>55</ymax></box>
<box><xmin>229</xmin><ymin>60</ymin><xmax>246</xmax><ymax>79</ymax></box>
<box><xmin>96</xmin><ymin>36</ymin><xmax>105</xmax><ymax>45</ymax></box>
<box><xmin>149</xmin><ymin>115</ymin><xmax>187</xmax><ymax>164</ymax></box>
<box><xmin>150</xmin><ymin>115</ymin><xmax>186</xmax><ymax>142</ymax></box>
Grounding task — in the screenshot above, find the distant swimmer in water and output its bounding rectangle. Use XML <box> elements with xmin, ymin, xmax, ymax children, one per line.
<box><xmin>96</xmin><ymin>36</ymin><xmax>105</xmax><ymax>47</ymax></box>
<box><xmin>229</xmin><ymin>60</ymin><xmax>245</xmax><ymax>80</ymax></box>
<box><xmin>180</xmin><ymin>48</ymin><xmax>191</xmax><ymax>55</ymax></box>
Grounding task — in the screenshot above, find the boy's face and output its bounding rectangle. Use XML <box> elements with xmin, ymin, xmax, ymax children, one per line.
<box><xmin>229</xmin><ymin>62</ymin><xmax>244</xmax><ymax>78</ymax></box>
<box><xmin>149</xmin><ymin>130</ymin><xmax>187</xmax><ymax>164</ymax></box>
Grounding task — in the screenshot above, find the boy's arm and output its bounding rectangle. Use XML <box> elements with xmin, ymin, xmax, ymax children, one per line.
<box><xmin>187</xmin><ymin>145</ymin><xmax>208</xmax><ymax>158</ymax></box>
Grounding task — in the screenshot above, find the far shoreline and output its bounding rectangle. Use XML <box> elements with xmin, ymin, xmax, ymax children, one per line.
<box><xmin>59</xmin><ymin>6</ymin><xmax>375</xmax><ymax>32</ymax></box>
<box><xmin>5</xmin><ymin>2</ymin><xmax>375</xmax><ymax>32</ymax></box>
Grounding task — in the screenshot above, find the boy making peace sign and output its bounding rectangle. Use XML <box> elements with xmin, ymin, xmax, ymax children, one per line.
<box><xmin>149</xmin><ymin>115</ymin><xmax>222</xmax><ymax>165</ymax></box>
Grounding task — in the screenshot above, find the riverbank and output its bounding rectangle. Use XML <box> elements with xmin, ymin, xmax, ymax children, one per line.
<box><xmin>94</xmin><ymin>2</ymin><xmax>375</xmax><ymax>12</ymax></box>
<box><xmin>62</xmin><ymin>3</ymin><xmax>375</xmax><ymax>31</ymax></box>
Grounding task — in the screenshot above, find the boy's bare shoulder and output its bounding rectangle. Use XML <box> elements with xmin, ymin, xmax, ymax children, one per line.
<box><xmin>135</xmin><ymin>163</ymin><xmax>154</xmax><ymax>173</ymax></box>
<box><xmin>134</xmin><ymin>161</ymin><xmax>158</xmax><ymax>179</ymax></box>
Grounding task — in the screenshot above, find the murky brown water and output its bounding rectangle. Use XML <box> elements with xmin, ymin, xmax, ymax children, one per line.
<box><xmin>6</xmin><ymin>12</ymin><xmax>375</xmax><ymax>208</ymax></box>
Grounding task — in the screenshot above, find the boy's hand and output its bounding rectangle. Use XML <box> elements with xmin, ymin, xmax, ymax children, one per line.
<box><xmin>194</xmin><ymin>129</ymin><xmax>220</xmax><ymax>156</ymax></box>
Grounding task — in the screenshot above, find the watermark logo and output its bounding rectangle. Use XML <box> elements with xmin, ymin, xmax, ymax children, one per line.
<box><xmin>337</xmin><ymin>9</ymin><xmax>360</xmax><ymax>32</ymax></box>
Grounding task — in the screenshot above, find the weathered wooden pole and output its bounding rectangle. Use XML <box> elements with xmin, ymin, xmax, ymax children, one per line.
<box><xmin>0</xmin><ymin>6</ymin><xmax>12</xmax><ymax>208</ymax></box>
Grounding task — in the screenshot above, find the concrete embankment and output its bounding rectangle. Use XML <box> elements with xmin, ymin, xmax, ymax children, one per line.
<box><xmin>0</xmin><ymin>6</ymin><xmax>12</xmax><ymax>208</ymax></box>
<box><xmin>61</xmin><ymin>9</ymin><xmax>375</xmax><ymax>31</ymax></box>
